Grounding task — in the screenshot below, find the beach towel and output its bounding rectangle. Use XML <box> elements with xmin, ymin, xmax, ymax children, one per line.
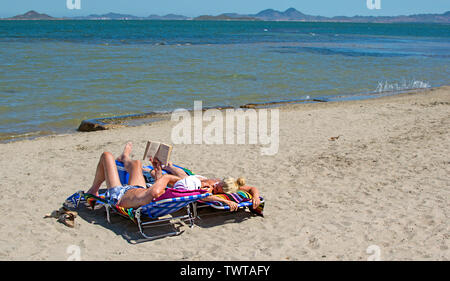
<box><xmin>154</xmin><ymin>187</ymin><xmax>210</xmax><ymax>201</ymax></box>
<box><xmin>201</xmin><ymin>190</ymin><xmax>265</xmax><ymax>217</ymax></box>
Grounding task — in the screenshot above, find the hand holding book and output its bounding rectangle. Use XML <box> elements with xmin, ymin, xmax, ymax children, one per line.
<box><xmin>143</xmin><ymin>141</ymin><xmax>173</xmax><ymax>166</ymax></box>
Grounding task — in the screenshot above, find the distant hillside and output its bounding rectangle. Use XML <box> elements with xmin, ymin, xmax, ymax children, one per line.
<box><xmin>254</xmin><ymin>8</ymin><xmax>326</xmax><ymax>21</ymax></box>
<box><xmin>201</xmin><ymin>8</ymin><xmax>450</xmax><ymax>23</ymax></box>
<box><xmin>329</xmin><ymin>11</ymin><xmax>450</xmax><ymax>23</ymax></box>
<box><xmin>6</xmin><ymin>10</ymin><xmax>55</xmax><ymax>20</ymax></box>
<box><xmin>71</xmin><ymin>12</ymin><xmax>189</xmax><ymax>20</ymax></box>
<box><xmin>194</xmin><ymin>14</ymin><xmax>260</xmax><ymax>21</ymax></box>
<box><xmin>194</xmin><ymin>8</ymin><xmax>450</xmax><ymax>23</ymax></box>
<box><xmin>147</xmin><ymin>14</ymin><xmax>189</xmax><ymax>20</ymax></box>
<box><xmin>78</xmin><ymin>12</ymin><xmax>140</xmax><ymax>20</ymax></box>
<box><xmin>251</xmin><ymin>8</ymin><xmax>450</xmax><ymax>23</ymax></box>
<box><xmin>3</xmin><ymin>8</ymin><xmax>450</xmax><ymax>23</ymax></box>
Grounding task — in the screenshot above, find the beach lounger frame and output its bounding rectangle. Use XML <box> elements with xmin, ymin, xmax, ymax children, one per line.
<box><xmin>194</xmin><ymin>191</ymin><xmax>265</xmax><ymax>218</ymax></box>
<box><xmin>68</xmin><ymin>190</ymin><xmax>211</xmax><ymax>241</ymax></box>
<box><xmin>115</xmin><ymin>160</ymin><xmax>265</xmax><ymax>216</ymax></box>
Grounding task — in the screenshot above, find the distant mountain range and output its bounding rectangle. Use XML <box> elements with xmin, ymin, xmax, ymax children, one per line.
<box><xmin>7</xmin><ymin>10</ymin><xmax>54</xmax><ymax>20</ymax></box>
<box><xmin>3</xmin><ymin>8</ymin><xmax>450</xmax><ymax>23</ymax></box>
<box><xmin>2</xmin><ymin>10</ymin><xmax>190</xmax><ymax>21</ymax></box>
<box><xmin>72</xmin><ymin>12</ymin><xmax>190</xmax><ymax>20</ymax></box>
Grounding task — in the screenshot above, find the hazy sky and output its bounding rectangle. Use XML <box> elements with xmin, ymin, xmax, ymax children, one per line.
<box><xmin>1</xmin><ymin>0</ymin><xmax>449</xmax><ymax>18</ymax></box>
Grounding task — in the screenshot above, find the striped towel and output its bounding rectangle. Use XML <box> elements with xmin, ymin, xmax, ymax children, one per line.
<box><xmin>204</xmin><ymin>190</ymin><xmax>265</xmax><ymax>217</ymax></box>
<box><xmin>141</xmin><ymin>192</ymin><xmax>212</xmax><ymax>219</ymax></box>
<box><xmin>66</xmin><ymin>190</ymin><xmax>211</xmax><ymax>222</ymax></box>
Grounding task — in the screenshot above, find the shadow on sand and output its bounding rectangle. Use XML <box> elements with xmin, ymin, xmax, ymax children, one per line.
<box><xmin>68</xmin><ymin>193</ymin><xmax>258</xmax><ymax>244</ymax></box>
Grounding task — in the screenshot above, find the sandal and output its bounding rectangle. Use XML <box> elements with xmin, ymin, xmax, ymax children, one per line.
<box><xmin>60</xmin><ymin>206</ymin><xmax>78</xmax><ymax>218</ymax></box>
<box><xmin>44</xmin><ymin>206</ymin><xmax>78</xmax><ymax>228</ymax></box>
<box><xmin>44</xmin><ymin>207</ymin><xmax>67</xmax><ymax>219</ymax></box>
<box><xmin>57</xmin><ymin>213</ymin><xmax>76</xmax><ymax>228</ymax></box>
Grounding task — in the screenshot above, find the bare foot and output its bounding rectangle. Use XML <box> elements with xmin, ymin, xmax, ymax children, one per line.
<box><xmin>117</xmin><ymin>142</ymin><xmax>133</xmax><ymax>162</ymax></box>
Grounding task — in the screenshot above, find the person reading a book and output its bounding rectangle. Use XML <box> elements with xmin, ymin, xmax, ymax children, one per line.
<box><xmin>85</xmin><ymin>142</ymin><xmax>260</xmax><ymax>211</ymax></box>
<box><xmin>85</xmin><ymin>142</ymin><xmax>173</xmax><ymax>209</ymax></box>
<box><xmin>142</xmin><ymin>140</ymin><xmax>260</xmax><ymax>210</ymax></box>
<box><xmin>151</xmin><ymin>160</ymin><xmax>261</xmax><ymax>211</ymax></box>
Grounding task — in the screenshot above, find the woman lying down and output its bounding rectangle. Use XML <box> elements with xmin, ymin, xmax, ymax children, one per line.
<box><xmin>86</xmin><ymin>142</ymin><xmax>261</xmax><ymax>211</ymax></box>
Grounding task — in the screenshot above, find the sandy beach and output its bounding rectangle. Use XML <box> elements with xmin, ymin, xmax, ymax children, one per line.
<box><xmin>0</xmin><ymin>86</ymin><xmax>449</xmax><ymax>261</ymax></box>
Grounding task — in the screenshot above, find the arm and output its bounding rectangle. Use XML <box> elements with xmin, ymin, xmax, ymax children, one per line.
<box><xmin>149</xmin><ymin>174</ymin><xmax>172</xmax><ymax>199</ymax></box>
<box><xmin>202</xmin><ymin>195</ymin><xmax>239</xmax><ymax>212</ymax></box>
<box><xmin>147</xmin><ymin>157</ymin><xmax>182</xmax><ymax>186</ymax></box>
<box><xmin>149</xmin><ymin>173</ymin><xmax>187</xmax><ymax>199</ymax></box>
<box><xmin>148</xmin><ymin>157</ymin><xmax>182</xmax><ymax>199</ymax></box>
<box><xmin>147</xmin><ymin>156</ymin><xmax>164</xmax><ymax>181</ymax></box>
<box><xmin>162</xmin><ymin>163</ymin><xmax>190</xmax><ymax>179</ymax></box>
<box><xmin>239</xmin><ymin>185</ymin><xmax>261</xmax><ymax>209</ymax></box>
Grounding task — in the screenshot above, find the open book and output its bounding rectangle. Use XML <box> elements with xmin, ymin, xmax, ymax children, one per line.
<box><xmin>143</xmin><ymin>141</ymin><xmax>173</xmax><ymax>166</ymax></box>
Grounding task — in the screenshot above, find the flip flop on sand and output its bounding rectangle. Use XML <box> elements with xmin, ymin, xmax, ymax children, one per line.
<box><xmin>44</xmin><ymin>206</ymin><xmax>77</xmax><ymax>218</ymax></box>
<box><xmin>44</xmin><ymin>206</ymin><xmax>78</xmax><ymax>228</ymax></box>
<box><xmin>57</xmin><ymin>213</ymin><xmax>76</xmax><ymax>228</ymax></box>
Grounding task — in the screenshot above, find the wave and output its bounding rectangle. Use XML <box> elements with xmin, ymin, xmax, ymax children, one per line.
<box><xmin>375</xmin><ymin>80</ymin><xmax>431</xmax><ymax>93</ymax></box>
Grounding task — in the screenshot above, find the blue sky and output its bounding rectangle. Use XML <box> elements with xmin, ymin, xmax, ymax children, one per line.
<box><xmin>1</xmin><ymin>0</ymin><xmax>449</xmax><ymax>18</ymax></box>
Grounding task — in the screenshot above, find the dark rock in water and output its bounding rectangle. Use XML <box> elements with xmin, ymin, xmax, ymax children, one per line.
<box><xmin>77</xmin><ymin>112</ymin><xmax>167</xmax><ymax>132</ymax></box>
<box><xmin>77</xmin><ymin>120</ymin><xmax>124</xmax><ymax>132</ymax></box>
<box><xmin>240</xmin><ymin>104</ymin><xmax>258</xmax><ymax>109</ymax></box>
<box><xmin>77</xmin><ymin>120</ymin><xmax>108</xmax><ymax>132</ymax></box>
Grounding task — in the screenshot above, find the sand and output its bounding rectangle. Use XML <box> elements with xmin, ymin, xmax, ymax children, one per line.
<box><xmin>0</xmin><ymin>86</ymin><xmax>449</xmax><ymax>261</ymax></box>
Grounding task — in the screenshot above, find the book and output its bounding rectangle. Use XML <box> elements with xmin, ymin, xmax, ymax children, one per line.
<box><xmin>143</xmin><ymin>141</ymin><xmax>173</xmax><ymax>166</ymax></box>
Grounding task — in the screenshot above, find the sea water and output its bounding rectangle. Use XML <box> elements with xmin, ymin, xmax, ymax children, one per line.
<box><xmin>0</xmin><ymin>20</ymin><xmax>449</xmax><ymax>141</ymax></box>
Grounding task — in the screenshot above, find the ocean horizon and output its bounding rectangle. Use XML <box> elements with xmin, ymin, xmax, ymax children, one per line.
<box><xmin>1</xmin><ymin>20</ymin><xmax>449</xmax><ymax>142</ymax></box>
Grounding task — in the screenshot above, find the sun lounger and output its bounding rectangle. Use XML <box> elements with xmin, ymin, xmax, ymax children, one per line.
<box><xmin>129</xmin><ymin>161</ymin><xmax>265</xmax><ymax>217</ymax></box>
<box><xmin>196</xmin><ymin>190</ymin><xmax>265</xmax><ymax>217</ymax></box>
<box><xmin>66</xmin><ymin>188</ymin><xmax>211</xmax><ymax>241</ymax></box>
<box><xmin>65</xmin><ymin>161</ymin><xmax>263</xmax><ymax>240</ymax></box>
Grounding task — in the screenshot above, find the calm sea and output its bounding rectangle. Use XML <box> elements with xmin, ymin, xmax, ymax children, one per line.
<box><xmin>0</xmin><ymin>20</ymin><xmax>449</xmax><ymax>141</ymax></box>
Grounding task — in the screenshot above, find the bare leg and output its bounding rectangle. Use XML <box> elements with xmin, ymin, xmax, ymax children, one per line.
<box><xmin>125</xmin><ymin>159</ymin><xmax>147</xmax><ymax>188</ymax></box>
<box><xmin>151</xmin><ymin>157</ymin><xmax>181</xmax><ymax>186</ymax></box>
<box><xmin>116</xmin><ymin>141</ymin><xmax>133</xmax><ymax>163</ymax></box>
<box><xmin>86</xmin><ymin>151</ymin><xmax>122</xmax><ymax>196</ymax></box>
<box><xmin>118</xmin><ymin>174</ymin><xmax>173</xmax><ymax>208</ymax></box>
<box><xmin>117</xmin><ymin>142</ymin><xmax>147</xmax><ymax>188</ymax></box>
<box><xmin>118</xmin><ymin>158</ymin><xmax>184</xmax><ymax>208</ymax></box>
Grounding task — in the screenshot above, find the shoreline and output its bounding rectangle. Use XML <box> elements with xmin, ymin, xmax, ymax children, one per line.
<box><xmin>1</xmin><ymin>86</ymin><xmax>438</xmax><ymax>144</ymax></box>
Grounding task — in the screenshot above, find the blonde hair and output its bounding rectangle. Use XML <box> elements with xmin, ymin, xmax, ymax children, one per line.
<box><xmin>222</xmin><ymin>177</ymin><xmax>246</xmax><ymax>193</ymax></box>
